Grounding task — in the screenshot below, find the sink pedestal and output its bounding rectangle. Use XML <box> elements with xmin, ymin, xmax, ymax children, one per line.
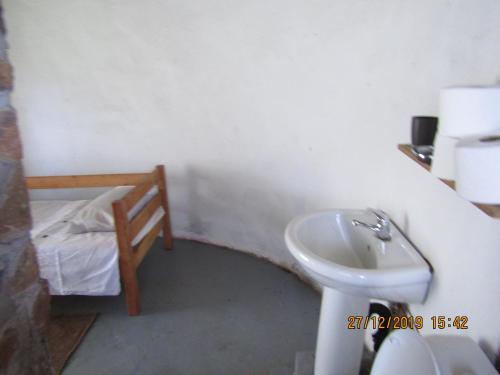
<box><xmin>315</xmin><ymin>287</ymin><xmax>369</xmax><ymax>375</ymax></box>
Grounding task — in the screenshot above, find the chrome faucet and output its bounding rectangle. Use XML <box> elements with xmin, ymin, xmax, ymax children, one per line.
<box><xmin>352</xmin><ymin>208</ymin><xmax>392</xmax><ymax>241</ymax></box>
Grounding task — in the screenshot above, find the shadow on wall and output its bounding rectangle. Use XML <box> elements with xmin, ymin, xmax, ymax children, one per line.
<box><xmin>170</xmin><ymin>164</ymin><xmax>313</xmax><ymax>270</ymax></box>
<box><xmin>478</xmin><ymin>339</ymin><xmax>500</xmax><ymax>372</ymax></box>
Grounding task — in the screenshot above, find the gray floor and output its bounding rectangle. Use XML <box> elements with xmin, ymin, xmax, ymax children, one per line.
<box><xmin>52</xmin><ymin>239</ymin><xmax>320</xmax><ymax>375</ymax></box>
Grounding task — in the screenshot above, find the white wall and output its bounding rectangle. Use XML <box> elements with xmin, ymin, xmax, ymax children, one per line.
<box><xmin>5</xmin><ymin>0</ymin><xmax>500</xmax><ymax>362</ymax></box>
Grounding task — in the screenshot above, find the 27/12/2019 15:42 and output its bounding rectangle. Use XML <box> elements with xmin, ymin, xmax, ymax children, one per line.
<box><xmin>346</xmin><ymin>315</ymin><xmax>469</xmax><ymax>330</ymax></box>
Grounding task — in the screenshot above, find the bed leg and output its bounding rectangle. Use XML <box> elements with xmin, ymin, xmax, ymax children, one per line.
<box><xmin>157</xmin><ymin>165</ymin><xmax>173</xmax><ymax>250</ymax></box>
<box><xmin>162</xmin><ymin>223</ymin><xmax>173</xmax><ymax>250</ymax></box>
<box><xmin>113</xmin><ymin>200</ymin><xmax>142</xmax><ymax>316</ymax></box>
<box><xmin>123</xmin><ymin>272</ymin><xmax>141</xmax><ymax>316</ymax></box>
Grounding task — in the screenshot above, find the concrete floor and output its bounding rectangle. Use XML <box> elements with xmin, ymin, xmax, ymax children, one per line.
<box><xmin>52</xmin><ymin>239</ymin><xmax>320</xmax><ymax>375</ymax></box>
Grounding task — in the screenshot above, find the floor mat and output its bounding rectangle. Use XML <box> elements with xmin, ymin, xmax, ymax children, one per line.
<box><xmin>47</xmin><ymin>313</ymin><xmax>98</xmax><ymax>375</ymax></box>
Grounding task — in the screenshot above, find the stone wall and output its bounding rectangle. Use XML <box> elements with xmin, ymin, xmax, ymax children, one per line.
<box><xmin>0</xmin><ymin>2</ymin><xmax>52</xmax><ymax>374</ymax></box>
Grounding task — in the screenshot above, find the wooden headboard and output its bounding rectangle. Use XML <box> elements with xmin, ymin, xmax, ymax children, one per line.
<box><xmin>26</xmin><ymin>171</ymin><xmax>153</xmax><ymax>189</ymax></box>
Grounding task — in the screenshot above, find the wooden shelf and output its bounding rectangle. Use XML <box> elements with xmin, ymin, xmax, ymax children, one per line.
<box><xmin>398</xmin><ymin>144</ymin><xmax>500</xmax><ymax>218</ymax></box>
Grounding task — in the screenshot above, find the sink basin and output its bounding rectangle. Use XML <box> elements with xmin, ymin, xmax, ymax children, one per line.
<box><xmin>285</xmin><ymin>209</ymin><xmax>432</xmax><ymax>375</ymax></box>
<box><xmin>285</xmin><ymin>209</ymin><xmax>432</xmax><ymax>303</ymax></box>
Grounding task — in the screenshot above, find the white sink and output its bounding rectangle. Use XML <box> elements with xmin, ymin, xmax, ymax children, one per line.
<box><xmin>285</xmin><ymin>209</ymin><xmax>432</xmax><ymax>375</ymax></box>
<box><xmin>285</xmin><ymin>209</ymin><xmax>432</xmax><ymax>303</ymax></box>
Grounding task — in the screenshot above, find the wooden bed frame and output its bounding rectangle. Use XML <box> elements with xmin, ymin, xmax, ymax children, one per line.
<box><xmin>26</xmin><ymin>165</ymin><xmax>172</xmax><ymax>316</ymax></box>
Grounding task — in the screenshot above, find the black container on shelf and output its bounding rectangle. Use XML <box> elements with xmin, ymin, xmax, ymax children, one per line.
<box><xmin>411</xmin><ymin>116</ymin><xmax>438</xmax><ymax>146</ymax></box>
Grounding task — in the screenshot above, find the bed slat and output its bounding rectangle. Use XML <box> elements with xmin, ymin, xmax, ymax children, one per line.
<box><xmin>132</xmin><ymin>220</ymin><xmax>163</xmax><ymax>268</ymax></box>
<box><xmin>129</xmin><ymin>194</ymin><xmax>162</xmax><ymax>241</ymax></box>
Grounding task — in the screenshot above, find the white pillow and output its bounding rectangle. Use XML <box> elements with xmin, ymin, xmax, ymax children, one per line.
<box><xmin>68</xmin><ymin>186</ymin><xmax>158</xmax><ymax>234</ymax></box>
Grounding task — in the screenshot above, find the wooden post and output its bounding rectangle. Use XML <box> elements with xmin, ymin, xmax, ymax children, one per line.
<box><xmin>112</xmin><ymin>200</ymin><xmax>141</xmax><ymax>316</ymax></box>
<box><xmin>156</xmin><ymin>165</ymin><xmax>173</xmax><ymax>250</ymax></box>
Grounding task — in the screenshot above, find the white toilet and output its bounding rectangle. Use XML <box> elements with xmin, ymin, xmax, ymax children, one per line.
<box><xmin>370</xmin><ymin>329</ymin><xmax>498</xmax><ymax>375</ymax></box>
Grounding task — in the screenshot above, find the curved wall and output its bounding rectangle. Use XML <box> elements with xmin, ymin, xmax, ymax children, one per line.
<box><xmin>5</xmin><ymin>0</ymin><xmax>500</xmax><ymax>364</ymax></box>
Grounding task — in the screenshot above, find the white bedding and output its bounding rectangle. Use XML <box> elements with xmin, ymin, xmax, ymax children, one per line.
<box><xmin>30</xmin><ymin>199</ymin><xmax>164</xmax><ymax>296</ymax></box>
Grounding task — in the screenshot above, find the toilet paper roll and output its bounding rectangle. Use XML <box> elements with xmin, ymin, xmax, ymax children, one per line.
<box><xmin>431</xmin><ymin>133</ymin><xmax>460</xmax><ymax>180</ymax></box>
<box><xmin>439</xmin><ymin>86</ymin><xmax>500</xmax><ymax>137</ymax></box>
<box><xmin>455</xmin><ymin>135</ymin><xmax>500</xmax><ymax>204</ymax></box>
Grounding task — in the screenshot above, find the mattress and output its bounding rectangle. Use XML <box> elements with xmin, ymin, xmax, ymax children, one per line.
<box><xmin>30</xmin><ymin>197</ymin><xmax>164</xmax><ymax>296</ymax></box>
<box><xmin>30</xmin><ymin>200</ymin><xmax>121</xmax><ymax>296</ymax></box>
